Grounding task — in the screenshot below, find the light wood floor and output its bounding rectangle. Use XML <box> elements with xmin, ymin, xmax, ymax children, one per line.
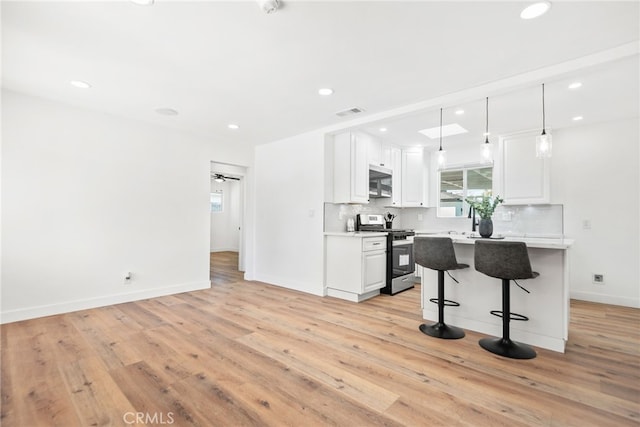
<box><xmin>1</xmin><ymin>252</ymin><xmax>639</xmax><ymax>426</ymax></box>
<box><xmin>210</xmin><ymin>251</ymin><xmax>244</xmax><ymax>285</ymax></box>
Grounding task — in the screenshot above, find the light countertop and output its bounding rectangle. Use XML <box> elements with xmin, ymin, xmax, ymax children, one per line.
<box><xmin>324</xmin><ymin>232</ymin><xmax>388</xmax><ymax>238</ymax></box>
<box><xmin>414</xmin><ymin>232</ymin><xmax>574</xmax><ymax>250</ymax></box>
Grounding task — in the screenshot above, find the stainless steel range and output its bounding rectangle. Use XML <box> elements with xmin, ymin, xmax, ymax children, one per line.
<box><xmin>356</xmin><ymin>214</ymin><xmax>415</xmax><ymax>295</ymax></box>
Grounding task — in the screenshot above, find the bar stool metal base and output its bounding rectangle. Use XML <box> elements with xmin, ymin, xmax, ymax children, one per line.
<box><xmin>479</xmin><ymin>337</ymin><xmax>536</xmax><ymax>359</ymax></box>
<box><xmin>419</xmin><ymin>322</ymin><xmax>465</xmax><ymax>340</ymax></box>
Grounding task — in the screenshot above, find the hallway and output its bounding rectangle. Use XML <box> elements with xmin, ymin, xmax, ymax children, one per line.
<box><xmin>210</xmin><ymin>251</ymin><xmax>243</xmax><ymax>285</ymax></box>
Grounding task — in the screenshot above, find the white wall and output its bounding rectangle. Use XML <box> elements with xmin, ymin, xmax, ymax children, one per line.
<box><xmin>1</xmin><ymin>90</ymin><xmax>252</xmax><ymax>323</ymax></box>
<box><xmin>551</xmin><ymin>118</ymin><xmax>639</xmax><ymax>307</ymax></box>
<box><xmin>210</xmin><ymin>179</ymin><xmax>240</xmax><ymax>252</ymax></box>
<box><xmin>253</xmin><ymin>130</ymin><xmax>325</xmax><ymax>296</ymax></box>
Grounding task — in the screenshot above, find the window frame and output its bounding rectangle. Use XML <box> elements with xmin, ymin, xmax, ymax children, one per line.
<box><xmin>210</xmin><ymin>190</ymin><xmax>223</xmax><ymax>213</ymax></box>
<box><xmin>437</xmin><ymin>164</ymin><xmax>493</xmax><ymax>218</ymax></box>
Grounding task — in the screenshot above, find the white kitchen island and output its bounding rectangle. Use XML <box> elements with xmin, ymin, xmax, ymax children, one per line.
<box><xmin>416</xmin><ymin>233</ymin><xmax>574</xmax><ymax>353</ymax></box>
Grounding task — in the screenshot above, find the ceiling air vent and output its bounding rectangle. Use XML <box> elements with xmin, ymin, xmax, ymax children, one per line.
<box><xmin>336</xmin><ymin>107</ymin><xmax>364</xmax><ymax>117</ymax></box>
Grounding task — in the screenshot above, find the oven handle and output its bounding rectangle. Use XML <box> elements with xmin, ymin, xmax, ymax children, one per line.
<box><xmin>392</xmin><ymin>240</ymin><xmax>414</xmax><ymax>247</ymax></box>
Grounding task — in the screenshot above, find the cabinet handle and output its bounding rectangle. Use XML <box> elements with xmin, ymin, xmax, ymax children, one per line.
<box><xmin>373</xmin><ymin>242</ymin><xmax>381</xmax><ymax>245</ymax></box>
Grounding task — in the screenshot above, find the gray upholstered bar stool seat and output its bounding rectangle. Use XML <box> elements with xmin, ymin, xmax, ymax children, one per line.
<box><xmin>474</xmin><ymin>240</ymin><xmax>539</xmax><ymax>359</ymax></box>
<box><xmin>415</xmin><ymin>237</ymin><xmax>468</xmax><ymax>339</ymax></box>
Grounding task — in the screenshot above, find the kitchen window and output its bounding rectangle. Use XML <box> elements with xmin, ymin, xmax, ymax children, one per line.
<box><xmin>438</xmin><ymin>166</ymin><xmax>493</xmax><ymax>217</ymax></box>
<box><xmin>210</xmin><ymin>190</ymin><xmax>223</xmax><ymax>213</ymax></box>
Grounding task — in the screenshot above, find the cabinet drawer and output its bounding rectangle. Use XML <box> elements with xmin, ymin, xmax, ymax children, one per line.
<box><xmin>362</xmin><ymin>237</ymin><xmax>387</xmax><ymax>252</ymax></box>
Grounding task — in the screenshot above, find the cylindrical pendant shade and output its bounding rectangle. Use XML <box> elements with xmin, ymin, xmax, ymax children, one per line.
<box><xmin>437</xmin><ymin>149</ymin><xmax>447</xmax><ymax>169</ymax></box>
<box><xmin>481</xmin><ymin>142</ymin><xmax>493</xmax><ymax>163</ymax></box>
<box><xmin>536</xmin><ymin>133</ymin><xmax>552</xmax><ymax>158</ymax></box>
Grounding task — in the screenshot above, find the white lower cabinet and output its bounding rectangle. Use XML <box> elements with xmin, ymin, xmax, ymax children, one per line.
<box><xmin>326</xmin><ymin>235</ymin><xmax>387</xmax><ymax>302</ymax></box>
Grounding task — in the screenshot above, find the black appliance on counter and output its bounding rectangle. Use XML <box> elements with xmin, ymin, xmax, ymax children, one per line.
<box><xmin>356</xmin><ymin>214</ymin><xmax>415</xmax><ymax>295</ymax></box>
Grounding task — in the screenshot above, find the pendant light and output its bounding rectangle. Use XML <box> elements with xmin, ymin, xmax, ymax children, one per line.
<box><xmin>437</xmin><ymin>108</ymin><xmax>447</xmax><ymax>169</ymax></box>
<box><xmin>536</xmin><ymin>83</ymin><xmax>552</xmax><ymax>158</ymax></box>
<box><xmin>481</xmin><ymin>97</ymin><xmax>493</xmax><ymax>163</ymax></box>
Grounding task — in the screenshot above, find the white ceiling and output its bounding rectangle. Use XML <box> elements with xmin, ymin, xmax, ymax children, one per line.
<box><xmin>361</xmin><ymin>55</ymin><xmax>639</xmax><ymax>149</ymax></box>
<box><xmin>2</xmin><ymin>1</ymin><xmax>639</xmax><ymax>150</ymax></box>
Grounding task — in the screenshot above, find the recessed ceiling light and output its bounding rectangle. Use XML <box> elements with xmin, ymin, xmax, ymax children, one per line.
<box><xmin>568</xmin><ymin>82</ymin><xmax>583</xmax><ymax>90</ymax></box>
<box><xmin>155</xmin><ymin>108</ymin><xmax>179</xmax><ymax>116</ymax></box>
<box><xmin>131</xmin><ymin>0</ymin><xmax>154</xmax><ymax>5</ymax></box>
<box><xmin>418</xmin><ymin>123</ymin><xmax>469</xmax><ymax>139</ymax></box>
<box><xmin>70</xmin><ymin>80</ymin><xmax>91</xmax><ymax>89</ymax></box>
<box><xmin>455</xmin><ymin>109</ymin><xmax>464</xmax><ymax>115</ymax></box>
<box><xmin>318</xmin><ymin>88</ymin><xmax>334</xmax><ymax>96</ymax></box>
<box><xmin>572</xmin><ymin>116</ymin><xmax>584</xmax><ymax>121</ymax></box>
<box><xmin>228</xmin><ymin>124</ymin><xmax>239</xmax><ymax>130</ymax></box>
<box><xmin>520</xmin><ymin>1</ymin><xmax>551</xmax><ymax>20</ymax></box>
<box><xmin>379</xmin><ymin>127</ymin><xmax>387</xmax><ymax>132</ymax></box>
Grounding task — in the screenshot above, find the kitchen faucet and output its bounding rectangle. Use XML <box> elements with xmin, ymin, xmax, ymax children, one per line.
<box><xmin>468</xmin><ymin>205</ymin><xmax>478</xmax><ymax>232</ymax></box>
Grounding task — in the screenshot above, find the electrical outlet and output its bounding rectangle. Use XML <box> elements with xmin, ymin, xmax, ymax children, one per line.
<box><xmin>583</xmin><ymin>220</ymin><xmax>592</xmax><ymax>230</ymax></box>
<box><xmin>593</xmin><ymin>274</ymin><xmax>604</xmax><ymax>284</ymax></box>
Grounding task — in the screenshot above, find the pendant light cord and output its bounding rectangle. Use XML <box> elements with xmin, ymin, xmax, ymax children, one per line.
<box><xmin>439</xmin><ymin>108</ymin><xmax>443</xmax><ymax>151</ymax></box>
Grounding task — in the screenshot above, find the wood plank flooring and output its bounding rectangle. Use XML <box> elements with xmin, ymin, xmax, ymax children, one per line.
<box><xmin>210</xmin><ymin>251</ymin><xmax>244</xmax><ymax>285</ymax></box>
<box><xmin>1</xmin><ymin>251</ymin><xmax>638</xmax><ymax>426</ymax></box>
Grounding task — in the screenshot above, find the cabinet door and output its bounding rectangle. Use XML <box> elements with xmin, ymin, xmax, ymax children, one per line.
<box><xmin>401</xmin><ymin>149</ymin><xmax>427</xmax><ymax>207</ymax></box>
<box><xmin>500</xmin><ymin>132</ymin><xmax>550</xmax><ymax>204</ymax></box>
<box><xmin>351</xmin><ymin>134</ymin><xmax>369</xmax><ymax>203</ymax></box>
<box><xmin>366</xmin><ymin>135</ymin><xmax>383</xmax><ymax>167</ymax></box>
<box><xmin>333</xmin><ymin>132</ymin><xmax>369</xmax><ymax>204</ymax></box>
<box><xmin>363</xmin><ymin>250</ymin><xmax>386</xmax><ymax>292</ymax></box>
<box><xmin>390</xmin><ymin>148</ymin><xmax>402</xmax><ymax>206</ymax></box>
<box><xmin>381</xmin><ymin>144</ymin><xmax>393</xmax><ymax>170</ymax></box>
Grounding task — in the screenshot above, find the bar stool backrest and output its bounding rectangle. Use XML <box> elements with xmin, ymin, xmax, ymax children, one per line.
<box><xmin>474</xmin><ymin>240</ymin><xmax>536</xmax><ymax>280</ymax></box>
<box><xmin>414</xmin><ymin>237</ymin><xmax>460</xmax><ymax>271</ymax></box>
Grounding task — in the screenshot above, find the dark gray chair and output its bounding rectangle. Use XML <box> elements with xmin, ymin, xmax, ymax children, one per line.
<box><xmin>414</xmin><ymin>237</ymin><xmax>468</xmax><ymax>339</ymax></box>
<box><xmin>474</xmin><ymin>240</ymin><xmax>539</xmax><ymax>359</ymax></box>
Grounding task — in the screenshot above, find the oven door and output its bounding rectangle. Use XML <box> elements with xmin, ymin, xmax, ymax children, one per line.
<box><xmin>391</xmin><ymin>239</ymin><xmax>415</xmax><ymax>278</ymax></box>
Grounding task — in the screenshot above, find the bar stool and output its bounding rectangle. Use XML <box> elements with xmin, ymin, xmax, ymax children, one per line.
<box><xmin>474</xmin><ymin>240</ymin><xmax>539</xmax><ymax>359</ymax></box>
<box><xmin>414</xmin><ymin>236</ymin><xmax>468</xmax><ymax>339</ymax></box>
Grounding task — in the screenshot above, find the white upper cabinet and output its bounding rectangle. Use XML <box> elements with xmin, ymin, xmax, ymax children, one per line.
<box><xmin>366</xmin><ymin>135</ymin><xmax>383</xmax><ymax>167</ymax></box>
<box><xmin>390</xmin><ymin>147</ymin><xmax>402</xmax><ymax>207</ymax></box>
<box><xmin>333</xmin><ymin>132</ymin><xmax>369</xmax><ymax>204</ymax></box>
<box><xmin>401</xmin><ymin>148</ymin><xmax>428</xmax><ymax>207</ymax></box>
<box><xmin>366</xmin><ymin>134</ymin><xmax>394</xmax><ymax>169</ymax></box>
<box><xmin>381</xmin><ymin>144</ymin><xmax>393</xmax><ymax>170</ymax></box>
<box><xmin>499</xmin><ymin>131</ymin><xmax>550</xmax><ymax>204</ymax></box>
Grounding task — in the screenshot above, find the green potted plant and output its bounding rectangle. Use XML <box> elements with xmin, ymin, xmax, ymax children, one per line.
<box><xmin>465</xmin><ymin>194</ymin><xmax>504</xmax><ymax>238</ymax></box>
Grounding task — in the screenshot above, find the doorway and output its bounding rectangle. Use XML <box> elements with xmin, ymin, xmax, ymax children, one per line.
<box><xmin>210</xmin><ymin>161</ymin><xmax>246</xmax><ymax>283</ymax></box>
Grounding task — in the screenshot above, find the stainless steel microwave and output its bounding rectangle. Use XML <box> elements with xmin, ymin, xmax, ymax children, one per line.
<box><xmin>369</xmin><ymin>165</ymin><xmax>392</xmax><ymax>198</ymax></box>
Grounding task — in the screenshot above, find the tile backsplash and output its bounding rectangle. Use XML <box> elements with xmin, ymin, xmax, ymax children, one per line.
<box><xmin>324</xmin><ymin>199</ymin><xmax>403</xmax><ymax>232</ymax></box>
<box><xmin>324</xmin><ymin>202</ymin><xmax>564</xmax><ymax>238</ymax></box>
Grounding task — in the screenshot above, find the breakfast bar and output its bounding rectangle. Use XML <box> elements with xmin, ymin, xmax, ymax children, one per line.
<box><xmin>417</xmin><ymin>234</ymin><xmax>574</xmax><ymax>353</ymax></box>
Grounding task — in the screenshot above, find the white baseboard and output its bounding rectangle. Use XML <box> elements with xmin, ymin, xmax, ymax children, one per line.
<box><xmin>0</xmin><ymin>280</ymin><xmax>211</xmax><ymax>324</ymax></box>
<box><xmin>570</xmin><ymin>291</ymin><xmax>640</xmax><ymax>308</ymax></box>
<box><xmin>210</xmin><ymin>247</ymin><xmax>239</xmax><ymax>253</ymax></box>
<box><xmin>252</xmin><ymin>274</ymin><xmax>324</xmax><ymax>297</ymax></box>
